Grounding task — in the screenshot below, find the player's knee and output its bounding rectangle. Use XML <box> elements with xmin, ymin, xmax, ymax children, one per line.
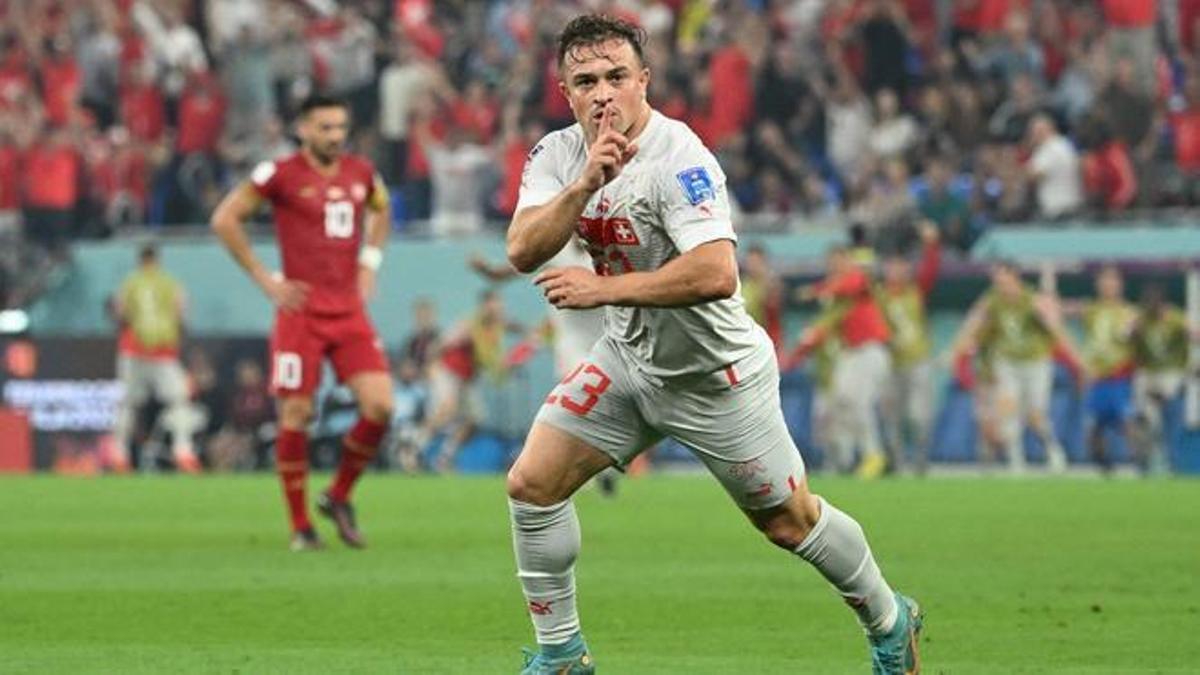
<box><xmin>360</xmin><ymin>398</ymin><xmax>394</xmax><ymax>424</ymax></box>
<box><xmin>278</xmin><ymin>398</ymin><xmax>314</xmax><ymax>430</ymax></box>
<box><xmin>506</xmin><ymin>466</ymin><xmax>553</xmax><ymax>506</ymax></box>
<box><xmin>762</xmin><ymin>517</ymin><xmax>809</xmax><ymax>551</ymax></box>
<box><xmin>759</xmin><ymin>494</ymin><xmax>821</xmax><ymax>550</ymax></box>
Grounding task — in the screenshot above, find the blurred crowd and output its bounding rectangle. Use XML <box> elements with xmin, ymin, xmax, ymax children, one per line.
<box><xmin>1</xmin><ymin>0</ymin><xmax>1199</xmax><ymax>259</ymax></box>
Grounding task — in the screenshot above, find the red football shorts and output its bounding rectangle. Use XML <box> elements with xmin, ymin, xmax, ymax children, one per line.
<box><xmin>269</xmin><ymin>308</ymin><xmax>388</xmax><ymax>396</ymax></box>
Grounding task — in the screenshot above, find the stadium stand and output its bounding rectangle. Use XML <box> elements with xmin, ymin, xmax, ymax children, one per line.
<box><xmin>2</xmin><ymin>0</ymin><xmax>1199</xmax><ymax>475</ymax></box>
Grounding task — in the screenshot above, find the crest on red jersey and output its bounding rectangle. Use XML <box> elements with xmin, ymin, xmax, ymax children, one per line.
<box><xmin>351</xmin><ymin>183</ymin><xmax>367</xmax><ymax>201</ymax></box>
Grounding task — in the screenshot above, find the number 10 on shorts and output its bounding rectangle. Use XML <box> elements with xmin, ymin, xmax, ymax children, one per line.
<box><xmin>546</xmin><ymin>362</ymin><xmax>611</xmax><ymax>416</ymax></box>
<box><xmin>274</xmin><ymin>352</ymin><xmax>303</xmax><ymax>390</ymax></box>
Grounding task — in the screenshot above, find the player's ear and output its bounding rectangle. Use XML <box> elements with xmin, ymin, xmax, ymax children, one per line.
<box><xmin>558</xmin><ymin>79</ymin><xmax>570</xmax><ymax>102</ymax></box>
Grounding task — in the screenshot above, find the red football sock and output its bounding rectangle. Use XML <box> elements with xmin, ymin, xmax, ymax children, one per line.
<box><xmin>276</xmin><ymin>429</ymin><xmax>311</xmax><ymax>532</ymax></box>
<box><xmin>327</xmin><ymin>417</ymin><xmax>388</xmax><ymax>503</ymax></box>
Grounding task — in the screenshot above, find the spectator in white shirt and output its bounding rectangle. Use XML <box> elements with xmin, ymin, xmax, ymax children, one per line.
<box><xmin>1026</xmin><ymin>114</ymin><xmax>1083</xmax><ymax>219</ymax></box>
<box><xmin>869</xmin><ymin>87</ymin><xmax>918</xmax><ymax>161</ymax></box>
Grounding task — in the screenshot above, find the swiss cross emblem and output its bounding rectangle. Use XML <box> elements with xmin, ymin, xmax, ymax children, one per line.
<box><xmin>577</xmin><ymin>216</ymin><xmax>639</xmax><ymax>247</ymax></box>
<box><xmin>611</xmin><ymin>219</ymin><xmax>638</xmax><ymax>245</ymax></box>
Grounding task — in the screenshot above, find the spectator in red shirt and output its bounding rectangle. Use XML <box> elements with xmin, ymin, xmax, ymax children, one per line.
<box><xmin>120</xmin><ymin>62</ymin><xmax>166</xmax><ymax>143</ymax></box>
<box><xmin>162</xmin><ymin>69</ymin><xmax>226</xmax><ymax>224</ymax></box>
<box><xmin>87</xmin><ymin>127</ymin><xmax>154</xmax><ymax>230</ymax></box>
<box><xmin>539</xmin><ymin>53</ymin><xmax>573</xmax><ymax>129</ymax></box>
<box><xmin>1075</xmin><ymin>111</ymin><xmax>1136</xmax><ymax>212</ymax></box>
<box><xmin>175</xmin><ymin>70</ymin><xmax>226</xmax><ymax>155</ymax></box>
<box><xmin>21</xmin><ymin>125</ymin><xmax>80</xmax><ymax>257</ymax></box>
<box><xmin>449</xmin><ymin>79</ymin><xmax>499</xmax><ymax>145</ymax></box>
<box><xmin>492</xmin><ymin>107</ymin><xmax>544</xmax><ymax>219</ymax></box>
<box><xmin>1180</xmin><ymin>0</ymin><xmax>1200</xmax><ymax>58</ymax></box>
<box><xmin>0</xmin><ymin>38</ymin><xmax>32</xmax><ymax>109</ymax></box>
<box><xmin>39</xmin><ymin>36</ymin><xmax>80</xmax><ymax>127</ymax></box>
<box><xmin>0</xmin><ymin>115</ymin><xmax>24</xmax><ymax>235</ymax></box>
<box><xmin>707</xmin><ymin>36</ymin><xmax>755</xmax><ymax>148</ymax></box>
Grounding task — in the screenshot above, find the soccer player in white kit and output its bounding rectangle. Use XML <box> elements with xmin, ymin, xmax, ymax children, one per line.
<box><xmin>504</xmin><ymin>15</ymin><xmax>921</xmax><ymax>674</ymax></box>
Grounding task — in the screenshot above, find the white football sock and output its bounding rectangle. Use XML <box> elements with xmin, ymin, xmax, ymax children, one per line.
<box><xmin>794</xmin><ymin>497</ymin><xmax>898</xmax><ymax>636</ymax></box>
<box><xmin>510</xmin><ymin>498</ymin><xmax>581</xmax><ymax>645</ymax></box>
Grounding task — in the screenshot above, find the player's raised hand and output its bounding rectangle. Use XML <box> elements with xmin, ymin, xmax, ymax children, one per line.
<box><xmin>534</xmin><ymin>266</ymin><xmax>609</xmax><ymax>309</ymax></box>
<box><xmin>261</xmin><ymin>273</ymin><xmax>309</xmax><ymax>311</ymax></box>
<box><xmin>577</xmin><ymin>105</ymin><xmax>639</xmax><ymax>194</ymax></box>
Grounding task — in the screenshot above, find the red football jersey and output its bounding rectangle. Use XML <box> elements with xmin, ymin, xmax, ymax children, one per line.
<box><xmin>251</xmin><ymin>152</ymin><xmax>381</xmax><ymax>315</ymax></box>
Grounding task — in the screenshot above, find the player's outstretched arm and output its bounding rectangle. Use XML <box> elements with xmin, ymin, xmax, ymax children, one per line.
<box><xmin>211</xmin><ymin>182</ymin><xmax>308</xmax><ymax>311</ymax></box>
<box><xmin>536</xmin><ymin>240</ymin><xmax>737</xmax><ymax>309</ymax></box>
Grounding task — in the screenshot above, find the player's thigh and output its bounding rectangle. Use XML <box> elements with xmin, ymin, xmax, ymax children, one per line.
<box><xmin>269</xmin><ymin>311</ymin><xmax>323</xmax><ymax>397</ymax></box>
<box><xmin>867</xmin><ymin>344</ymin><xmax>892</xmax><ymax>392</ymax></box>
<box><xmin>117</xmin><ymin>356</ymin><xmax>150</xmax><ymax>406</ymax></box>
<box><xmin>831</xmin><ymin>350</ymin><xmax>858</xmax><ymax>404</ymax></box>
<box><xmin>992</xmin><ymin>359</ymin><xmax>1021</xmax><ymax>414</ymax></box>
<box><xmin>327</xmin><ymin>311</ymin><xmax>389</xmax><ymax>387</ymax></box>
<box><xmin>534</xmin><ymin>338</ymin><xmax>660</xmax><ymax>470</ymax></box>
<box><xmin>1156</xmin><ymin>371</ymin><xmax>1184</xmax><ymax>401</ymax></box>
<box><xmin>462</xmin><ymin>383</ymin><xmax>486</xmax><ymax>424</ymax></box>
<box><xmin>507</xmin><ymin>422</ymin><xmax>620</xmax><ymax>505</ymax></box>
<box><xmin>151</xmin><ymin>359</ymin><xmax>189</xmax><ymax>405</ymax></box>
<box><xmin>657</xmin><ymin>355</ymin><xmax>807</xmax><ymax>511</ymax></box>
<box><xmin>1021</xmin><ymin>360</ymin><xmax>1054</xmax><ymax>418</ymax></box>
<box><xmin>427</xmin><ymin>366</ymin><xmax>462</xmax><ymax>415</ymax></box>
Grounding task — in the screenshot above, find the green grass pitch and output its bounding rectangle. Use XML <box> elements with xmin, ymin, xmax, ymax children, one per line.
<box><xmin>0</xmin><ymin>474</ymin><xmax>1196</xmax><ymax>673</ymax></box>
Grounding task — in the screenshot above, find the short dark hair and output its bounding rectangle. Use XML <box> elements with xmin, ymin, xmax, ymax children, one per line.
<box><xmin>139</xmin><ymin>243</ymin><xmax>158</xmax><ymax>263</ymax></box>
<box><xmin>557</xmin><ymin>14</ymin><xmax>646</xmax><ymax>70</ymax></box>
<box><xmin>299</xmin><ymin>94</ymin><xmax>349</xmax><ymax>118</ymax></box>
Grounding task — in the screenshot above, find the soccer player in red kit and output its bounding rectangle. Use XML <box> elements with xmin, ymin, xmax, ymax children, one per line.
<box><xmin>212</xmin><ymin>95</ymin><xmax>394</xmax><ymax>551</ymax></box>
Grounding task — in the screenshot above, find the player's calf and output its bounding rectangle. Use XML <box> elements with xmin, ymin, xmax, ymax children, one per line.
<box><xmin>749</xmin><ymin>488</ymin><xmax>904</xmax><ymax>645</ymax></box>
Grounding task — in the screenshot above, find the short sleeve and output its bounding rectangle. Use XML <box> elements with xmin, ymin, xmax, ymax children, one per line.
<box><xmin>250</xmin><ymin>160</ymin><xmax>281</xmax><ymax>200</ymax></box>
<box><xmin>657</xmin><ymin>141</ymin><xmax>736</xmax><ymax>252</ymax></box>
<box><xmin>515</xmin><ymin>134</ymin><xmax>564</xmax><ymax>211</ymax></box>
<box><xmin>367</xmin><ymin>172</ymin><xmax>390</xmax><ymax>212</ymax></box>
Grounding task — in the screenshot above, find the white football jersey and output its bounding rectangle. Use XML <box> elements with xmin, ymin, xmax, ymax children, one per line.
<box><xmin>517</xmin><ymin>110</ymin><xmax>766</xmax><ymax>380</ymax></box>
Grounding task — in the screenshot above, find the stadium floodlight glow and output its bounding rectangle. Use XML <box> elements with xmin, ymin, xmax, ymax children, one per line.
<box><xmin>0</xmin><ymin>309</ymin><xmax>30</xmax><ymax>335</ymax></box>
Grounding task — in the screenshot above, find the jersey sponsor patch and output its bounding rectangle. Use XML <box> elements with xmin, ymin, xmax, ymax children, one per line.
<box><xmin>676</xmin><ymin>166</ymin><xmax>715</xmax><ymax>205</ymax></box>
<box><xmin>251</xmin><ymin>160</ymin><xmax>276</xmax><ymax>186</ymax></box>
